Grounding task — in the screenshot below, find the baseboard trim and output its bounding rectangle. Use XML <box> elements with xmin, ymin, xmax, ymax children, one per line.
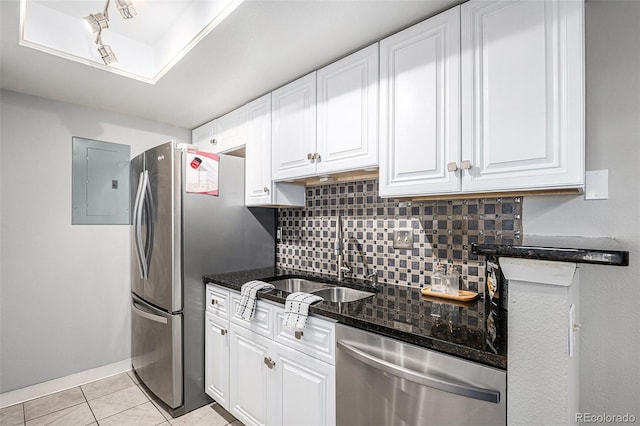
<box><xmin>0</xmin><ymin>358</ymin><xmax>132</xmax><ymax>409</ymax></box>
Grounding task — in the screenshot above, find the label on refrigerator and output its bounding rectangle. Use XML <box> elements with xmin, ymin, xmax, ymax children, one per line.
<box><xmin>185</xmin><ymin>149</ymin><xmax>219</xmax><ymax>195</ymax></box>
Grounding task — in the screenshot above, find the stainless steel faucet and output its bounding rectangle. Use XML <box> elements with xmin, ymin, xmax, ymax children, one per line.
<box><xmin>335</xmin><ymin>215</ymin><xmax>351</xmax><ymax>281</ymax></box>
<box><xmin>365</xmin><ymin>272</ymin><xmax>378</xmax><ymax>287</ymax></box>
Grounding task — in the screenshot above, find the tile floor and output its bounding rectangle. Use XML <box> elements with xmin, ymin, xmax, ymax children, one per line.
<box><xmin>0</xmin><ymin>371</ymin><xmax>243</xmax><ymax>426</ymax></box>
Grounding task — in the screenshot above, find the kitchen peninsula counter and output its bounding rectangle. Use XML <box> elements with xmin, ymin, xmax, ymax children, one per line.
<box><xmin>204</xmin><ymin>267</ymin><xmax>507</xmax><ymax>370</ymax></box>
<box><xmin>472</xmin><ymin>235</ymin><xmax>629</xmax><ymax>266</ymax></box>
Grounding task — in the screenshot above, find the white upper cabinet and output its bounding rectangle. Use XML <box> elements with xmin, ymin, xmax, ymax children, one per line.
<box><xmin>272</xmin><ymin>72</ymin><xmax>318</xmax><ymax>180</ymax></box>
<box><xmin>191</xmin><ymin>119</ymin><xmax>215</xmax><ymax>150</ymax></box>
<box><xmin>379</xmin><ymin>7</ymin><xmax>461</xmax><ymax>197</ymax></box>
<box><xmin>461</xmin><ymin>0</ymin><xmax>584</xmax><ymax>192</ymax></box>
<box><xmin>272</xmin><ymin>44</ymin><xmax>379</xmax><ymax>181</ymax></box>
<box><xmin>245</xmin><ymin>94</ymin><xmax>275</xmax><ymax>206</ymax></box>
<box><xmin>380</xmin><ymin>0</ymin><xmax>584</xmax><ymax>198</ymax></box>
<box><xmin>211</xmin><ymin>105</ymin><xmax>247</xmax><ymax>154</ymax></box>
<box><xmin>316</xmin><ymin>44</ymin><xmax>379</xmax><ymax>175</ymax></box>
<box><xmin>245</xmin><ymin>94</ymin><xmax>306</xmax><ymax>207</ymax></box>
<box><xmin>191</xmin><ymin>105</ymin><xmax>247</xmax><ymax>154</ymax></box>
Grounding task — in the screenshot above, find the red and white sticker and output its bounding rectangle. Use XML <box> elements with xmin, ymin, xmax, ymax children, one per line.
<box><xmin>185</xmin><ymin>149</ymin><xmax>219</xmax><ymax>195</ymax></box>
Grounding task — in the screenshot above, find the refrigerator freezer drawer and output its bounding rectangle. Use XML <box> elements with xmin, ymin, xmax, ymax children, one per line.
<box><xmin>131</xmin><ymin>295</ymin><xmax>183</xmax><ymax>408</ymax></box>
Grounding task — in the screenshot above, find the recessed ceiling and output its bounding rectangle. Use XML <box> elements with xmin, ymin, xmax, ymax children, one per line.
<box><xmin>20</xmin><ymin>0</ymin><xmax>244</xmax><ymax>83</ymax></box>
<box><xmin>1</xmin><ymin>0</ymin><xmax>460</xmax><ymax>130</ymax></box>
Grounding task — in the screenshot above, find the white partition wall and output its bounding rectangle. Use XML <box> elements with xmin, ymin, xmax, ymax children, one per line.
<box><xmin>500</xmin><ymin>258</ymin><xmax>580</xmax><ymax>426</ymax></box>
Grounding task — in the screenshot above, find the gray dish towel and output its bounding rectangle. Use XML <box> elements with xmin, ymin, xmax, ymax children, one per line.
<box><xmin>283</xmin><ymin>292</ymin><xmax>324</xmax><ymax>331</ymax></box>
<box><xmin>237</xmin><ymin>280</ymin><xmax>275</xmax><ymax>320</ymax></box>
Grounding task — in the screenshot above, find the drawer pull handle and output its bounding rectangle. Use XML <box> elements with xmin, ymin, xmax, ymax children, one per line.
<box><xmin>210</xmin><ymin>138</ymin><xmax>217</xmax><ymax>145</ymax></box>
<box><xmin>294</xmin><ymin>331</ymin><xmax>304</xmax><ymax>340</ymax></box>
<box><xmin>211</xmin><ymin>299</ymin><xmax>217</xmax><ymax>305</ymax></box>
<box><xmin>264</xmin><ymin>357</ymin><xmax>276</xmax><ymax>369</ymax></box>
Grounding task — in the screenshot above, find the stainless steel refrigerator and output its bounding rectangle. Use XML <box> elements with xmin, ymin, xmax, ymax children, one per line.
<box><xmin>129</xmin><ymin>141</ymin><xmax>275</xmax><ymax>416</ymax></box>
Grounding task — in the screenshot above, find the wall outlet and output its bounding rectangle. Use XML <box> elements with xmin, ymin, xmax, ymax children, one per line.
<box><xmin>393</xmin><ymin>229</ymin><xmax>414</xmax><ymax>249</ymax></box>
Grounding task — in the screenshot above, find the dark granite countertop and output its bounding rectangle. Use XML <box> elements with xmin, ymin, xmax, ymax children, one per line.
<box><xmin>472</xmin><ymin>235</ymin><xmax>629</xmax><ymax>266</ymax></box>
<box><xmin>203</xmin><ymin>266</ymin><xmax>507</xmax><ymax>370</ymax></box>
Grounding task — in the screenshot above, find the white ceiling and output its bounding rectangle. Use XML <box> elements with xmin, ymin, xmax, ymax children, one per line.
<box><xmin>1</xmin><ymin>0</ymin><xmax>460</xmax><ymax>130</ymax></box>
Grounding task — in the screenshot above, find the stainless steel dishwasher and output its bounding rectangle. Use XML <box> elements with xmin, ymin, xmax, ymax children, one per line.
<box><xmin>336</xmin><ymin>324</ymin><xmax>506</xmax><ymax>426</ymax></box>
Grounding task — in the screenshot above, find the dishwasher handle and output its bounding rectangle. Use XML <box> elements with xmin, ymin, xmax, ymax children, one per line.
<box><xmin>337</xmin><ymin>340</ymin><xmax>500</xmax><ymax>404</ymax></box>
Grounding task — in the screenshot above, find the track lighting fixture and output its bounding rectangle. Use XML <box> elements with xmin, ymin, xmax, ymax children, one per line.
<box><xmin>114</xmin><ymin>0</ymin><xmax>137</xmax><ymax>19</ymax></box>
<box><xmin>84</xmin><ymin>0</ymin><xmax>137</xmax><ymax>66</ymax></box>
<box><xmin>98</xmin><ymin>44</ymin><xmax>118</xmax><ymax>65</ymax></box>
<box><xmin>84</xmin><ymin>12</ymin><xmax>109</xmax><ymax>34</ymax></box>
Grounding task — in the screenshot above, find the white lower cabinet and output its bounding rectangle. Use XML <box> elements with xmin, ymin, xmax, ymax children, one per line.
<box><xmin>270</xmin><ymin>341</ymin><xmax>335</xmax><ymax>426</ymax></box>
<box><xmin>229</xmin><ymin>324</ymin><xmax>336</xmax><ymax>426</ymax></box>
<box><xmin>204</xmin><ymin>311</ymin><xmax>230</xmax><ymax>410</ymax></box>
<box><xmin>229</xmin><ymin>324</ymin><xmax>271</xmax><ymax>426</ymax></box>
<box><xmin>206</xmin><ymin>284</ymin><xmax>336</xmax><ymax>426</ymax></box>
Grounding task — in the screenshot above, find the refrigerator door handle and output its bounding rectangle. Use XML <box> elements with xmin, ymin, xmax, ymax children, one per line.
<box><xmin>142</xmin><ymin>170</ymin><xmax>154</xmax><ymax>277</ymax></box>
<box><xmin>133</xmin><ymin>171</ymin><xmax>146</xmax><ymax>280</ymax></box>
<box><xmin>138</xmin><ymin>170</ymin><xmax>150</xmax><ymax>280</ymax></box>
<box><xmin>132</xmin><ymin>300</ymin><xmax>168</xmax><ymax>324</ymax></box>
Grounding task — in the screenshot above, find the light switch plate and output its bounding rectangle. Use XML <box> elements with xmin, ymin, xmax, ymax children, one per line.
<box><xmin>585</xmin><ymin>170</ymin><xmax>608</xmax><ymax>200</ymax></box>
<box><xmin>393</xmin><ymin>229</ymin><xmax>414</xmax><ymax>249</ymax></box>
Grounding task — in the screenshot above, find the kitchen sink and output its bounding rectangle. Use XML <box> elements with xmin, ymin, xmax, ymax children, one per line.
<box><xmin>268</xmin><ymin>278</ymin><xmax>331</xmax><ymax>293</ymax></box>
<box><xmin>267</xmin><ymin>278</ymin><xmax>375</xmax><ymax>304</ymax></box>
<box><xmin>310</xmin><ymin>287</ymin><xmax>375</xmax><ymax>303</ymax></box>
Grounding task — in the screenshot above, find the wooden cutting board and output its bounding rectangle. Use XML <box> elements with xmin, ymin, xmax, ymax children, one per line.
<box><xmin>421</xmin><ymin>286</ymin><xmax>479</xmax><ymax>302</ymax></box>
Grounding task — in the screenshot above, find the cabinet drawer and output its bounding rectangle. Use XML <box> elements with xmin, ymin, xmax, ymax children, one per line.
<box><xmin>274</xmin><ymin>307</ymin><xmax>336</xmax><ymax>365</ymax></box>
<box><xmin>206</xmin><ymin>285</ymin><xmax>231</xmax><ymax>319</ymax></box>
<box><xmin>230</xmin><ymin>292</ymin><xmax>275</xmax><ymax>339</ymax></box>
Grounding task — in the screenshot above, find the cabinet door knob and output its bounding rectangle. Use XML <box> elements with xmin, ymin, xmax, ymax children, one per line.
<box><xmin>263</xmin><ymin>187</ymin><xmax>270</xmax><ymax>193</ymax></box>
<box><xmin>294</xmin><ymin>331</ymin><xmax>304</xmax><ymax>340</ymax></box>
<box><xmin>313</xmin><ymin>152</ymin><xmax>320</xmax><ymax>160</ymax></box>
<box><xmin>307</xmin><ymin>153</ymin><xmax>313</xmax><ymax>160</ymax></box>
<box><xmin>220</xmin><ymin>329</ymin><xmax>227</xmax><ymax>336</ymax></box>
<box><xmin>210</xmin><ymin>299</ymin><xmax>217</xmax><ymax>305</ymax></box>
<box><xmin>460</xmin><ymin>160</ymin><xmax>472</xmax><ymax>170</ymax></box>
<box><xmin>210</xmin><ymin>138</ymin><xmax>217</xmax><ymax>145</ymax></box>
<box><xmin>447</xmin><ymin>162</ymin><xmax>458</xmax><ymax>172</ymax></box>
<box><xmin>264</xmin><ymin>357</ymin><xmax>276</xmax><ymax>369</ymax></box>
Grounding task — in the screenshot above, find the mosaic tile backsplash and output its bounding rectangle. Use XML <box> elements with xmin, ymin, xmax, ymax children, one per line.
<box><xmin>276</xmin><ymin>179</ymin><xmax>522</xmax><ymax>293</ymax></box>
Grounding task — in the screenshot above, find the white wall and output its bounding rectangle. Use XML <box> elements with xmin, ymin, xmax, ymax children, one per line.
<box><xmin>0</xmin><ymin>90</ymin><xmax>189</xmax><ymax>392</ymax></box>
<box><xmin>523</xmin><ymin>0</ymin><xmax>640</xmax><ymax>418</ymax></box>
